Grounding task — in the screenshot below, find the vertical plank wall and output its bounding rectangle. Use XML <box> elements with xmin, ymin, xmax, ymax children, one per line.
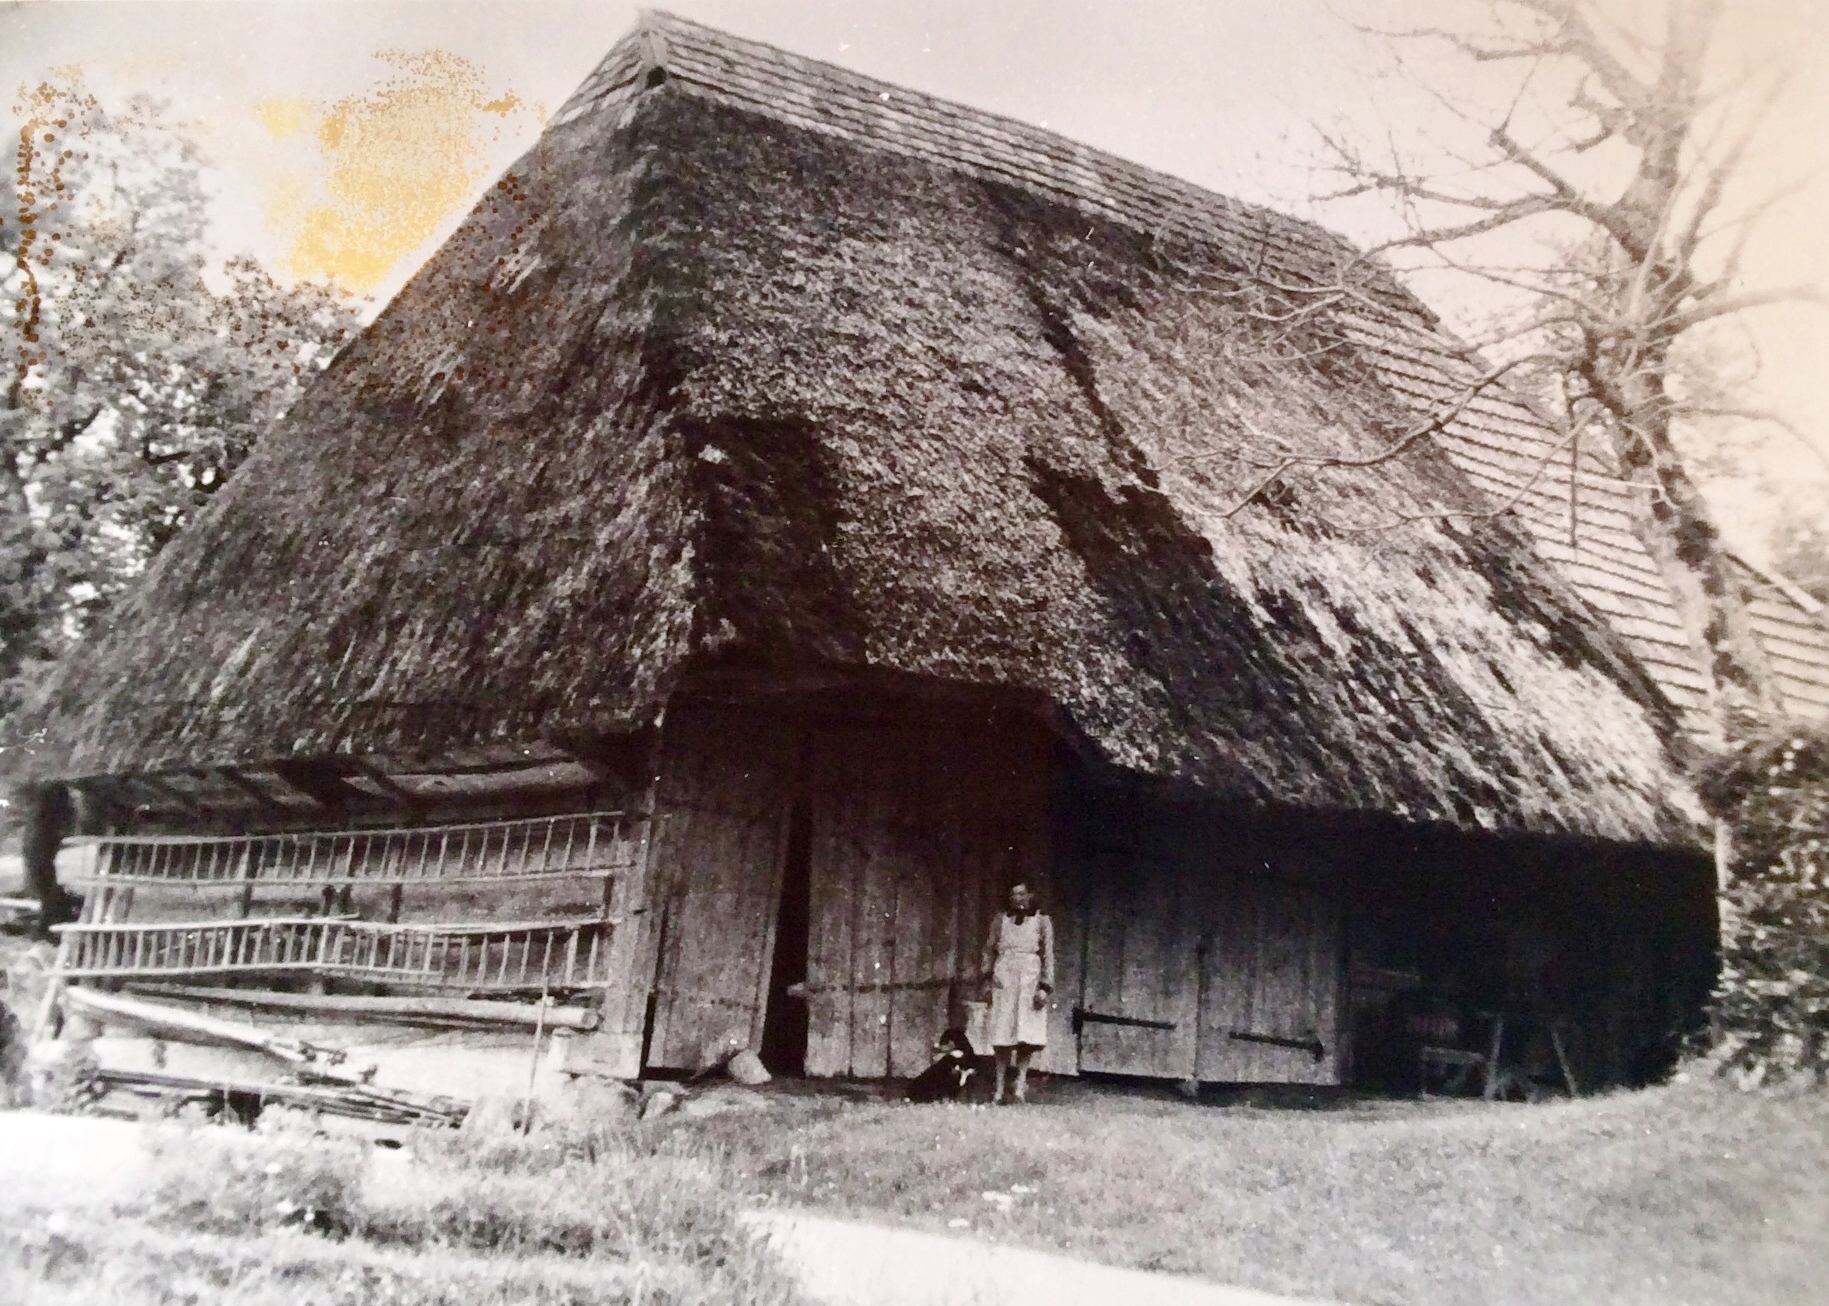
<box><xmin>645</xmin><ymin>700</ymin><xmax>801</xmax><ymax>1070</ymax></box>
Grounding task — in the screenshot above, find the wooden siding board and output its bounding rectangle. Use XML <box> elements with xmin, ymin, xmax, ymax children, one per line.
<box><xmin>846</xmin><ymin>839</ymin><xmax>889</xmax><ymax>1076</ymax></box>
<box><xmin>1779</xmin><ymin>675</ymin><xmax>1829</xmax><ymax>709</ymax></box>
<box><xmin>889</xmin><ymin>717</ymin><xmax>952</xmax><ymax>1078</ymax></box>
<box><xmin>1747</xmin><ymin>599</ymin><xmax>1829</xmax><ymax>637</ymax></box>
<box><xmin>1764</xmin><ymin>632</ymin><xmax>1829</xmax><ymax>672</ymax></box>
<box><xmin>847</xmin><ymin>726</ymin><xmax>898</xmax><ymax>1079</ymax></box>
<box><xmin>590</xmin><ymin>816</ymin><xmax>658</xmax><ymax>1077</ymax></box>
<box><xmin>1038</xmin><ymin>818</ymin><xmax>1084</xmax><ymax>1075</ymax></box>
<box><xmin>1075</xmin><ymin>851</ymin><xmax>1131</xmax><ymax>1074</ymax></box>
<box><xmin>927</xmin><ymin>720</ymin><xmax>971</xmax><ymax>1029</ymax></box>
<box><xmin>646</xmin><ymin>704</ymin><xmax>797</xmax><ymax>1070</ymax></box>
<box><xmin>804</xmin><ymin>726</ymin><xmax>858</xmax><ymax>1077</ymax></box>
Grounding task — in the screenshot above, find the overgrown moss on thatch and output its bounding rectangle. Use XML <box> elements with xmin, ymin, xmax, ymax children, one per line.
<box><xmin>9</xmin><ymin>27</ymin><xmax>1699</xmax><ymax>847</ymax></box>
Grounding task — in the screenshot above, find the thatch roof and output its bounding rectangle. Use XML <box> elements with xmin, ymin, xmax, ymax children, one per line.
<box><xmin>9</xmin><ymin>12</ymin><xmax>1703</xmax><ymax>845</ymax></box>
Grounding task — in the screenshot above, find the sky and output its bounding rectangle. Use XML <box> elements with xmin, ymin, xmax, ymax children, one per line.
<box><xmin>5</xmin><ymin>0</ymin><xmax>1827</xmax><ymax>554</ymax></box>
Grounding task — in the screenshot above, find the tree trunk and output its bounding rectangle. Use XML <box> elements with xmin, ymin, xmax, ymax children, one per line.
<box><xmin>1611</xmin><ymin>433</ymin><xmax>1781</xmax><ymax>735</ymax></box>
<box><xmin>19</xmin><ymin>782</ymin><xmax>76</xmax><ymax>935</ymax></box>
<box><xmin>1589</xmin><ymin>318</ymin><xmax>1783</xmax><ymax>737</ymax></box>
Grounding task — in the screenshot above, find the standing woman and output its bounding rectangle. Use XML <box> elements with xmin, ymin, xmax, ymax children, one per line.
<box><xmin>981</xmin><ymin>882</ymin><xmax>1054</xmax><ymax>1104</ymax></box>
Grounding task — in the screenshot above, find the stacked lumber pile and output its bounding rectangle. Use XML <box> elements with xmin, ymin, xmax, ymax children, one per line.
<box><xmin>41</xmin><ymin>986</ymin><xmax>582</xmax><ymax>1128</ymax></box>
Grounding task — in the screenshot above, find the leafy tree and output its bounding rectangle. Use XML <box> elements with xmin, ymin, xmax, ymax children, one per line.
<box><xmin>1318</xmin><ymin>0</ymin><xmax>1824</xmax><ymax>737</ymax></box>
<box><xmin>1</xmin><ymin>81</ymin><xmax>357</xmax><ymax>716</ymax></box>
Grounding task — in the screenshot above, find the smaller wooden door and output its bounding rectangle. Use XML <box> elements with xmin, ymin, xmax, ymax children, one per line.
<box><xmin>644</xmin><ymin>703</ymin><xmax>799</xmax><ymax>1072</ymax></box>
<box><xmin>1075</xmin><ymin>853</ymin><xmax>1200</xmax><ymax>1079</ymax></box>
<box><xmin>1196</xmin><ymin>876</ymin><xmax>1343</xmax><ymax>1085</ymax></box>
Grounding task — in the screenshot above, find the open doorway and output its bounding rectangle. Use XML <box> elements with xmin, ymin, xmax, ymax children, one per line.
<box><xmin>759</xmin><ymin>800</ymin><xmax>813</xmax><ymax>1075</ymax></box>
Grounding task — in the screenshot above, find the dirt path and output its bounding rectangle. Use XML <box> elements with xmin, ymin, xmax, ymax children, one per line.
<box><xmin>0</xmin><ymin>1110</ymin><xmax>1337</xmax><ymax>1306</ymax></box>
<box><xmin>0</xmin><ymin>1109</ymin><xmax>150</xmax><ymax>1205</ymax></box>
<box><xmin>747</xmin><ymin>1208</ymin><xmax>1337</xmax><ymax>1306</ymax></box>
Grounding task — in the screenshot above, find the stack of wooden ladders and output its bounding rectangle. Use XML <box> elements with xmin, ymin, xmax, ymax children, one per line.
<box><xmin>36</xmin><ymin>810</ymin><xmax>653</xmax><ymax>1123</ymax></box>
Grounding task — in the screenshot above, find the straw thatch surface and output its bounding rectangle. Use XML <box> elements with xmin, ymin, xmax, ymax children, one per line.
<box><xmin>600</xmin><ymin>13</ymin><xmax>1829</xmax><ymax>730</ymax></box>
<box><xmin>10</xmin><ymin>16</ymin><xmax>1700</xmax><ymax>844</ymax></box>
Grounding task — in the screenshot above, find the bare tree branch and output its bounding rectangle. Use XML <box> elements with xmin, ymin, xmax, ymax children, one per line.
<box><xmin>1212</xmin><ymin>354</ymin><xmax>1563</xmax><ymax>516</ymax></box>
<box><xmin>1312</xmin><ymin>0</ymin><xmax>1811</xmax><ymax>731</ymax></box>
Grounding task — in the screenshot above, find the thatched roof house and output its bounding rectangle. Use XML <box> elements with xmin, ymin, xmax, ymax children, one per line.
<box><xmin>9</xmin><ymin>14</ymin><xmax>1716</xmax><ymax>1101</ymax></box>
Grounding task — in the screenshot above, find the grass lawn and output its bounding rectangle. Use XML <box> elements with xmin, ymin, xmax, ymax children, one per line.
<box><xmin>2</xmin><ymin>1117</ymin><xmax>810</xmax><ymax>1306</ymax></box>
<box><xmin>2</xmin><ymin>1072</ymin><xmax>1821</xmax><ymax>1305</ymax></box>
<box><xmin>675</xmin><ymin>1075</ymin><xmax>1829</xmax><ymax>1306</ymax></box>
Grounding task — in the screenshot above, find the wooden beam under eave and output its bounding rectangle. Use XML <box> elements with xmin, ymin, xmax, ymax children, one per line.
<box><xmin>213</xmin><ymin>767</ymin><xmax>291</xmax><ymax>821</ymax></box>
<box><xmin>68</xmin><ymin>778</ymin><xmax>132</xmax><ymax>834</ymax></box>
<box><xmin>124</xmin><ymin>772</ymin><xmax>208</xmax><ymax>822</ymax></box>
<box><xmin>345</xmin><ymin>758</ymin><xmax>426</xmax><ymax>819</ymax></box>
<box><xmin>554</xmin><ymin>749</ymin><xmax>635</xmax><ymax>794</ymax></box>
<box><xmin>550</xmin><ymin>730</ymin><xmax>657</xmax><ymax>796</ymax></box>
<box><xmin>267</xmin><ymin>759</ymin><xmax>351</xmax><ymax>814</ymax></box>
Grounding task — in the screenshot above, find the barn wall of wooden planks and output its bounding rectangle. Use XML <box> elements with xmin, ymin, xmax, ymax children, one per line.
<box><xmin>41</xmin><ymin>690</ymin><xmax>1712</xmax><ymax>1094</ymax></box>
<box><xmin>636</xmin><ymin>691</ymin><xmax>1714</xmax><ymax>1090</ymax></box>
<box><xmin>641</xmin><ymin>694</ymin><xmax>1351</xmax><ymax>1085</ymax></box>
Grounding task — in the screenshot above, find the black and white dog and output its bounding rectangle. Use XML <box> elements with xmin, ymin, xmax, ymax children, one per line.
<box><xmin>907</xmin><ymin>1027</ymin><xmax>978</xmax><ymax>1103</ymax></box>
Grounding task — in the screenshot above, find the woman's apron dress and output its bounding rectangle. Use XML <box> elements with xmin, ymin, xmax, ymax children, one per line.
<box><xmin>986</xmin><ymin>911</ymin><xmax>1054</xmax><ymax>1048</ymax></box>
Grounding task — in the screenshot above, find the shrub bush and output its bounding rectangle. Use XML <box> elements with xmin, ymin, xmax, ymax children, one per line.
<box><xmin>1699</xmin><ymin>720</ymin><xmax>1829</xmax><ymax>1086</ymax></box>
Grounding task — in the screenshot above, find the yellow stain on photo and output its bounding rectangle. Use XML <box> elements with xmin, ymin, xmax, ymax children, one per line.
<box><xmin>256</xmin><ymin>50</ymin><xmax>531</xmax><ymax>293</ymax></box>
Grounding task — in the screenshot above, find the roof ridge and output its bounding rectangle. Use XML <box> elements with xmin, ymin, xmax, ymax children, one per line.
<box><xmin>580</xmin><ymin>10</ymin><xmax>1396</xmax><ymax>299</ymax></box>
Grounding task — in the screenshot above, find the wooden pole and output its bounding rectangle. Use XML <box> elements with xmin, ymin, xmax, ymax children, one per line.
<box><xmin>522</xmin><ymin>988</ymin><xmax>550</xmax><ymax>1135</ymax></box>
<box><xmin>1550</xmin><ymin>1022</ymin><xmax>1581</xmax><ymax>1098</ymax></box>
<box><xmin>1181</xmin><ymin>933</ymin><xmax>1209</xmax><ymax>1100</ymax></box>
<box><xmin>123</xmin><ymin>984</ymin><xmax>600</xmax><ymax>1031</ymax></box>
<box><xmin>29</xmin><ymin>973</ymin><xmax>65</xmax><ymax>1049</ymax></box>
<box><xmin>20</xmin><ymin>783</ymin><xmax>76</xmax><ymax>934</ymax></box>
<box><xmin>62</xmin><ymin>985</ymin><xmax>377</xmax><ymax>1084</ymax></box>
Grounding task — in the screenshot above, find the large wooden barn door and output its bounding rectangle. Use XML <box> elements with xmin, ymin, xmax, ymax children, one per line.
<box><xmin>1195</xmin><ymin>876</ymin><xmax>1344</xmax><ymax>1085</ymax></box>
<box><xmin>802</xmin><ymin>706</ymin><xmax>1060</xmax><ymax>1079</ymax></box>
<box><xmin>645</xmin><ymin>702</ymin><xmax>799</xmax><ymax>1071</ymax></box>
<box><xmin>803</xmin><ymin>719</ymin><xmax>924</xmax><ymax>1079</ymax></box>
<box><xmin>1075</xmin><ymin>853</ymin><xmax>1200</xmax><ymax>1079</ymax></box>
